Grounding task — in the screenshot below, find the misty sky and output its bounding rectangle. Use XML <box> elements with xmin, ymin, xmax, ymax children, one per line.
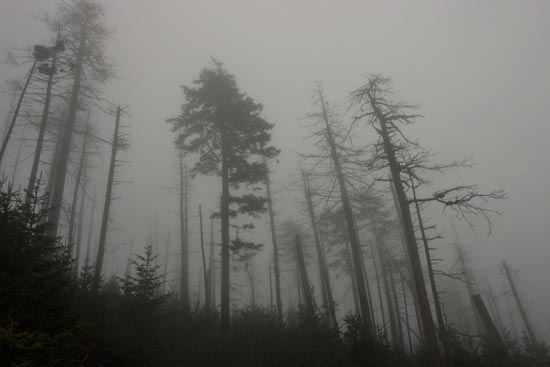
<box><xmin>1</xmin><ymin>1</ymin><xmax>549</xmax><ymax>340</ymax></box>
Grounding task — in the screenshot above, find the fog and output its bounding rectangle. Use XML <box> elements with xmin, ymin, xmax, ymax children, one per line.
<box><xmin>1</xmin><ymin>0</ymin><xmax>549</xmax><ymax>364</ymax></box>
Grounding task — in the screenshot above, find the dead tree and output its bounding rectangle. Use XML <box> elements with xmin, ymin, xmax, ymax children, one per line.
<box><xmin>303</xmin><ymin>84</ymin><xmax>373</xmax><ymax>330</ymax></box>
<box><xmin>179</xmin><ymin>150</ymin><xmax>189</xmax><ymax>307</ymax></box>
<box><xmin>67</xmin><ymin>110</ymin><xmax>90</xmax><ymax>273</ymax></box>
<box><xmin>46</xmin><ymin>0</ymin><xmax>114</xmax><ymax>237</ymax></box>
<box><xmin>350</xmin><ymin>76</ymin><xmax>441</xmax><ymax>365</ymax></box>
<box><xmin>26</xmin><ymin>33</ymin><xmax>65</xmax><ymax>202</ymax></box>
<box><xmin>295</xmin><ymin>234</ymin><xmax>314</xmax><ymax>318</ymax></box>
<box><xmin>199</xmin><ymin>205</ymin><xmax>210</xmax><ymax>312</ymax></box>
<box><xmin>93</xmin><ymin>106</ymin><xmax>126</xmax><ymax>289</ymax></box>
<box><xmin>502</xmin><ymin>260</ymin><xmax>536</xmax><ymax>344</ymax></box>
<box><xmin>265</xmin><ymin>167</ymin><xmax>283</xmax><ymax>326</ymax></box>
<box><xmin>301</xmin><ymin>167</ymin><xmax>337</xmax><ymax>329</ymax></box>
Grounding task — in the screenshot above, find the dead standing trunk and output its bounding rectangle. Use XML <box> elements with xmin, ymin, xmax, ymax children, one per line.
<box><xmin>295</xmin><ymin>234</ymin><xmax>314</xmax><ymax>318</ymax></box>
<box><xmin>301</xmin><ymin>167</ymin><xmax>337</xmax><ymax>329</ymax></box>
<box><xmin>47</xmin><ymin>23</ymin><xmax>88</xmax><ymax>237</ymax></box>
<box><xmin>26</xmin><ymin>33</ymin><xmax>63</xmax><ymax>203</ymax></box>
<box><xmin>220</xmin><ymin>127</ymin><xmax>230</xmax><ymax>333</ymax></box>
<box><xmin>0</xmin><ymin>59</ymin><xmax>38</xmax><ymax>169</ymax></box>
<box><xmin>199</xmin><ymin>205</ymin><xmax>211</xmax><ymax>312</ymax></box>
<box><xmin>179</xmin><ymin>150</ymin><xmax>189</xmax><ymax>307</ymax></box>
<box><xmin>318</xmin><ymin>88</ymin><xmax>372</xmax><ymax>330</ymax></box>
<box><xmin>502</xmin><ymin>260</ymin><xmax>536</xmax><ymax>344</ymax></box>
<box><xmin>371</xmin><ymin>100</ymin><xmax>441</xmax><ymax>366</ymax></box>
<box><xmin>265</xmin><ymin>169</ymin><xmax>283</xmax><ymax>326</ymax></box>
<box><xmin>92</xmin><ymin>106</ymin><xmax>120</xmax><ymax>290</ymax></box>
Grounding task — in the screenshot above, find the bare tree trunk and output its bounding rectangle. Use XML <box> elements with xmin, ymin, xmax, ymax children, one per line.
<box><xmin>68</xmin><ymin>111</ymin><xmax>90</xmax><ymax>266</ymax></box>
<box><xmin>179</xmin><ymin>150</ymin><xmax>189</xmax><ymax>307</ymax></box>
<box><xmin>84</xmin><ymin>192</ymin><xmax>95</xmax><ymax>265</ymax></box>
<box><xmin>388</xmin><ymin>258</ymin><xmax>405</xmax><ymax>351</ymax></box>
<box><xmin>370</xmin><ymin>241</ymin><xmax>387</xmax><ymax>341</ymax></box>
<box><xmin>0</xmin><ymin>59</ymin><xmax>37</xmax><ymax>168</ymax></box>
<box><xmin>47</xmin><ymin>24</ymin><xmax>87</xmax><ymax>237</ymax></box>
<box><xmin>92</xmin><ymin>106</ymin><xmax>120</xmax><ymax>290</ymax></box>
<box><xmin>10</xmin><ymin>128</ymin><xmax>25</xmax><ymax>184</ymax></box>
<box><xmin>209</xmin><ymin>215</ymin><xmax>216</xmax><ymax>310</ymax></box>
<box><xmin>472</xmin><ymin>294</ymin><xmax>507</xmax><ymax>353</ymax></box>
<box><xmin>318</xmin><ymin>88</ymin><xmax>372</xmax><ymax>330</ymax></box>
<box><xmin>301</xmin><ymin>167</ymin><xmax>337</xmax><ymax>329</ymax></box>
<box><xmin>295</xmin><ymin>234</ymin><xmax>314</xmax><ymax>318</ymax></box>
<box><xmin>199</xmin><ymin>205</ymin><xmax>210</xmax><ymax>313</ymax></box>
<box><xmin>408</xmin><ymin>171</ymin><xmax>451</xmax><ymax>360</ymax></box>
<box><xmin>163</xmin><ymin>231</ymin><xmax>170</xmax><ymax>294</ymax></box>
<box><xmin>269</xmin><ymin>265</ymin><xmax>274</xmax><ymax>313</ymax></box>
<box><xmin>373</xmin><ymin>103</ymin><xmax>441</xmax><ymax>365</ymax></box>
<box><xmin>502</xmin><ymin>260</ymin><xmax>536</xmax><ymax>344</ymax></box>
<box><xmin>26</xmin><ymin>32</ymin><xmax>62</xmax><ymax>203</ymax></box>
<box><xmin>220</xmin><ymin>127</ymin><xmax>230</xmax><ymax>333</ymax></box>
<box><xmin>41</xmin><ymin>116</ymin><xmax>65</xmax><ymax>214</ymax></box>
<box><xmin>265</xmin><ymin>169</ymin><xmax>284</xmax><ymax>327</ymax></box>
<box><xmin>401</xmin><ymin>273</ymin><xmax>413</xmax><ymax>354</ymax></box>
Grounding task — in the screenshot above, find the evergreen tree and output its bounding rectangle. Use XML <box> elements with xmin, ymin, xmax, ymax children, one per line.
<box><xmin>167</xmin><ymin>60</ymin><xmax>279</xmax><ymax>332</ymax></box>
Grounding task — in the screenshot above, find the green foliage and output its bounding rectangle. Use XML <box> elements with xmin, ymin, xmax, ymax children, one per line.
<box><xmin>167</xmin><ymin>60</ymin><xmax>279</xmax><ymax>217</ymax></box>
<box><xmin>119</xmin><ymin>244</ymin><xmax>167</xmax><ymax>308</ymax></box>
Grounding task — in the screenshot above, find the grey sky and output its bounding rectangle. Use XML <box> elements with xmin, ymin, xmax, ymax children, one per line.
<box><xmin>1</xmin><ymin>0</ymin><xmax>549</xmax><ymax>340</ymax></box>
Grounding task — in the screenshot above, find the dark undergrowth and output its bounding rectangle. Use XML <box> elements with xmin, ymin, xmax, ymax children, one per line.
<box><xmin>1</xmin><ymin>185</ymin><xmax>549</xmax><ymax>367</ymax></box>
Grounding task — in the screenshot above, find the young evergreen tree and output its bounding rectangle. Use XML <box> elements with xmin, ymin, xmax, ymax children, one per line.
<box><xmin>167</xmin><ymin>60</ymin><xmax>279</xmax><ymax>332</ymax></box>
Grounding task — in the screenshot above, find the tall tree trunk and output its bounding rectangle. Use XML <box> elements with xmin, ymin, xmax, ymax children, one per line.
<box><xmin>401</xmin><ymin>273</ymin><xmax>413</xmax><ymax>354</ymax></box>
<box><xmin>372</xmin><ymin>102</ymin><xmax>441</xmax><ymax>366</ymax></box>
<box><xmin>26</xmin><ymin>32</ymin><xmax>62</xmax><ymax>203</ymax></box>
<box><xmin>370</xmin><ymin>241</ymin><xmax>387</xmax><ymax>341</ymax></box>
<box><xmin>318</xmin><ymin>88</ymin><xmax>372</xmax><ymax>330</ymax></box>
<box><xmin>471</xmin><ymin>294</ymin><xmax>507</xmax><ymax>353</ymax></box>
<box><xmin>269</xmin><ymin>265</ymin><xmax>274</xmax><ymax>313</ymax></box>
<box><xmin>389</xmin><ymin>181</ymin><xmax>424</xmax><ymax>341</ymax></box>
<box><xmin>388</xmin><ymin>258</ymin><xmax>405</xmax><ymax>351</ymax></box>
<box><xmin>199</xmin><ymin>205</ymin><xmax>210</xmax><ymax>312</ymax></box>
<box><xmin>502</xmin><ymin>261</ymin><xmax>536</xmax><ymax>344</ymax></box>
<box><xmin>0</xmin><ymin>59</ymin><xmax>37</xmax><ymax>168</ymax></box>
<box><xmin>163</xmin><ymin>231</ymin><xmax>170</xmax><ymax>294</ymax></box>
<box><xmin>73</xmin><ymin>148</ymin><xmax>88</xmax><ymax>277</ymax></box>
<box><xmin>179</xmin><ymin>150</ymin><xmax>189</xmax><ymax>307</ymax></box>
<box><xmin>41</xmin><ymin>116</ymin><xmax>65</xmax><ymax>214</ymax></box>
<box><xmin>47</xmin><ymin>24</ymin><xmax>88</xmax><ymax>237</ymax></box>
<box><xmin>265</xmin><ymin>168</ymin><xmax>283</xmax><ymax>327</ymax></box>
<box><xmin>84</xmin><ymin>192</ymin><xmax>95</xmax><ymax>265</ymax></box>
<box><xmin>209</xmin><ymin>215</ymin><xmax>216</xmax><ymax>310</ymax></box>
<box><xmin>295</xmin><ymin>234</ymin><xmax>314</xmax><ymax>318</ymax></box>
<box><xmin>92</xmin><ymin>106</ymin><xmax>120</xmax><ymax>290</ymax></box>
<box><xmin>301</xmin><ymin>167</ymin><xmax>337</xmax><ymax>329</ymax></box>
<box><xmin>408</xmin><ymin>171</ymin><xmax>451</xmax><ymax>360</ymax></box>
<box><xmin>220</xmin><ymin>128</ymin><xmax>230</xmax><ymax>333</ymax></box>
<box><xmin>68</xmin><ymin>111</ymin><xmax>90</xmax><ymax>264</ymax></box>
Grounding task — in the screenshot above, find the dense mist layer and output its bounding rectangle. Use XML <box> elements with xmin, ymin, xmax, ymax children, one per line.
<box><xmin>1</xmin><ymin>1</ymin><xmax>549</xmax><ymax>366</ymax></box>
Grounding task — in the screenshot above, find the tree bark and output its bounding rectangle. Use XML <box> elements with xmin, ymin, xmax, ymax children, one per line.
<box><xmin>220</xmin><ymin>127</ymin><xmax>230</xmax><ymax>333</ymax></box>
<box><xmin>295</xmin><ymin>234</ymin><xmax>314</xmax><ymax>318</ymax></box>
<box><xmin>47</xmin><ymin>23</ymin><xmax>87</xmax><ymax>237</ymax></box>
<box><xmin>372</xmin><ymin>101</ymin><xmax>441</xmax><ymax>366</ymax></box>
<box><xmin>318</xmin><ymin>88</ymin><xmax>372</xmax><ymax>330</ymax></box>
<box><xmin>265</xmin><ymin>169</ymin><xmax>283</xmax><ymax>327</ymax></box>
<box><xmin>26</xmin><ymin>32</ymin><xmax>62</xmax><ymax>203</ymax></box>
<box><xmin>179</xmin><ymin>150</ymin><xmax>189</xmax><ymax>306</ymax></box>
<box><xmin>199</xmin><ymin>205</ymin><xmax>210</xmax><ymax>312</ymax></box>
<box><xmin>301</xmin><ymin>167</ymin><xmax>337</xmax><ymax>329</ymax></box>
<box><xmin>92</xmin><ymin>106</ymin><xmax>120</xmax><ymax>290</ymax></box>
<box><xmin>502</xmin><ymin>260</ymin><xmax>536</xmax><ymax>344</ymax></box>
<box><xmin>0</xmin><ymin>59</ymin><xmax>37</xmax><ymax>168</ymax></box>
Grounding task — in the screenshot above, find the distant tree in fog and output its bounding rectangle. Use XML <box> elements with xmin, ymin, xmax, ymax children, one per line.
<box><xmin>167</xmin><ymin>60</ymin><xmax>279</xmax><ymax>333</ymax></box>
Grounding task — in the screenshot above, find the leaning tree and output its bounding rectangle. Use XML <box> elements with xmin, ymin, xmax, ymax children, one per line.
<box><xmin>167</xmin><ymin>60</ymin><xmax>279</xmax><ymax>332</ymax></box>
